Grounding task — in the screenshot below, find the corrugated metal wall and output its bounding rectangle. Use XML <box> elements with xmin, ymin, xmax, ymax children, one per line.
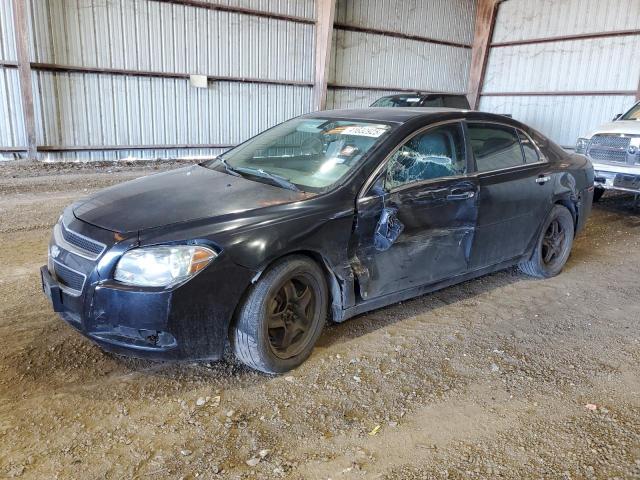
<box><xmin>27</xmin><ymin>0</ymin><xmax>315</xmax><ymax>161</ymax></box>
<box><xmin>0</xmin><ymin>0</ymin><xmax>316</xmax><ymax>162</ymax></box>
<box><xmin>327</xmin><ymin>0</ymin><xmax>477</xmax><ymax>109</ymax></box>
<box><xmin>0</xmin><ymin>1</ymin><xmax>26</xmax><ymax>159</ymax></box>
<box><xmin>479</xmin><ymin>0</ymin><xmax>640</xmax><ymax>148</ymax></box>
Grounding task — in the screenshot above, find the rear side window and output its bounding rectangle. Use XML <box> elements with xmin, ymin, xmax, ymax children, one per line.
<box><xmin>468</xmin><ymin>124</ymin><xmax>524</xmax><ymax>172</ymax></box>
<box><xmin>518</xmin><ymin>131</ymin><xmax>540</xmax><ymax>163</ymax></box>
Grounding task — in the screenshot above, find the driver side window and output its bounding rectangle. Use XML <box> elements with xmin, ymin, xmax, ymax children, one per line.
<box><xmin>384</xmin><ymin>122</ymin><xmax>467</xmax><ymax>190</ymax></box>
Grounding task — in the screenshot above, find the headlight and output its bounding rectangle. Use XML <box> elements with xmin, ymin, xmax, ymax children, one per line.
<box><xmin>576</xmin><ymin>137</ymin><xmax>590</xmax><ymax>154</ymax></box>
<box><xmin>114</xmin><ymin>245</ymin><xmax>217</xmax><ymax>287</ymax></box>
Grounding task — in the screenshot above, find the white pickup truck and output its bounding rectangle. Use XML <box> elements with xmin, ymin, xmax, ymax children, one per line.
<box><xmin>576</xmin><ymin>101</ymin><xmax>640</xmax><ymax>202</ymax></box>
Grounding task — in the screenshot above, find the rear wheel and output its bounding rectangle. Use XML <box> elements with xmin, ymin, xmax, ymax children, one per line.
<box><xmin>519</xmin><ymin>205</ymin><xmax>575</xmax><ymax>278</ymax></box>
<box><xmin>593</xmin><ymin>187</ymin><xmax>605</xmax><ymax>203</ymax></box>
<box><xmin>230</xmin><ymin>256</ymin><xmax>327</xmax><ymax>374</ymax></box>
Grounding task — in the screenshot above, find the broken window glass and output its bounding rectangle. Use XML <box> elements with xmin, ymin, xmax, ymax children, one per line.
<box><xmin>384</xmin><ymin>122</ymin><xmax>466</xmax><ymax>190</ymax></box>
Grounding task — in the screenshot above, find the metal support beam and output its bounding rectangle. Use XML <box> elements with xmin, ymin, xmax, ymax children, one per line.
<box><xmin>29</xmin><ymin>63</ymin><xmax>314</xmax><ymax>87</ymax></box>
<box><xmin>154</xmin><ymin>0</ymin><xmax>314</xmax><ymax>25</ymax></box>
<box><xmin>12</xmin><ymin>0</ymin><xmax>37</xmax><ymax>160</ymax></box>
<box><xmin>313</xmin><ymin>0</ymin><xmax>336</xmax><ymax>111</ymax></box>
<box><xmin>467</xmin><ymin>0</ymin><xmax>500</xmax><ymax>110</ymax></box>
<box><xmin>333</xmin><ymin>23</ymin><xmax>472</xmax><ymax>50</ymax></box>
<box><xmin>637</xmin><ymin>74</ymin><xmax>640</xmax><ymax>102</ymax></box>
<box><xmin>482</xmin><ymin>90</ymin><xmax>637</xmax><ymax>97</ymax></box>
<box><xmin>492</xmin><ymin>29</ymin><xmax>640</xmax><ymax>48</ymax></box>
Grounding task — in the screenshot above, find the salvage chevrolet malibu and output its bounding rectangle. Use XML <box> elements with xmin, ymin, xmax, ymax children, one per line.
<box><xmin>41</xmin><ymin>108</ymin><xmax>594</xmax><ymax>373</ymax></box>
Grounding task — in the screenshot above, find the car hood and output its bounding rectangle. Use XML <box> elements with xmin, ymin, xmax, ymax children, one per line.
<box><xmin>73</xmin><ymin>165</ymin><xmax>310</xmax><ymax>234</ymax></box>
<box><xmin>586</xmin><ymin>120</ymin><xmax>640</xmax><ymax>138</ymax></box>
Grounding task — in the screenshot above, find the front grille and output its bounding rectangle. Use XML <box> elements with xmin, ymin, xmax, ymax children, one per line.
<box><xmin>52</xmin><ymin>260</ymin><xmax>86</xmax><ymax>293</ymax></box>
<box><xmin>59</xmin><ymin>222</ymin><xmax>106</xmax><ymax>257</ymax></box>
<box><xmin>589</xmin><ymin>149</ymin><xmax>628</xmax><ymax>163</ymax></box>
<box><xmin>588</xmin><ymin>135</ymin><xmax>631</xmax><ymax>164</ymax></box>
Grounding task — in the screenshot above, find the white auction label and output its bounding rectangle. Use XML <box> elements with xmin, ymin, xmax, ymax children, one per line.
<box><xmin>340</xmin><ymin>126</ymin><xmax>389</xmax><ymax>138</ymax></box>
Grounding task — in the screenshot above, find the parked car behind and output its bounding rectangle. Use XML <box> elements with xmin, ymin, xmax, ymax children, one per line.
<box><xmin>576</xmin><ymin>100</ymin><xmax>640</xmax><ymax>202</ymax></box>
<box><xmin>41</xmin><ymin>108</ymin><xmax>594</xmax><ymax>374</ymax></box>
<box><xmin>371</xmin><ymin>92</ymin><xmax>471</xmax><ymax>109</ymax></box>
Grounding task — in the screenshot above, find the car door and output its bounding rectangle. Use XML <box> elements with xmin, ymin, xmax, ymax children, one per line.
<box><xmin>466</xmin><ymin>122</ymin><xmax>553</xmax><ymax>269</ymax></box>
<box><xmin>351</xmin><ymin>121</ymin><xmax>479</xmax><ymax>301</ymax></box>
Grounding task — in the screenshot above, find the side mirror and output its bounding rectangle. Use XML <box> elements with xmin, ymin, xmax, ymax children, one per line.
<box><xmin>613</xmin><ymin>114</ymin><xmax>622</xmax><ymax>121</ymax></box>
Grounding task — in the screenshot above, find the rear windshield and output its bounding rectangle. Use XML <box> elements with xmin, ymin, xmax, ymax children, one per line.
<box><xmin>371</xmin><ymin>95</ymin><xmax>424</xmax><ymax>107</ymax></box>
<box><xmin>371</xmin><ymin>94</ymin><xmax>470</xmax><ymax>109</ymax></box>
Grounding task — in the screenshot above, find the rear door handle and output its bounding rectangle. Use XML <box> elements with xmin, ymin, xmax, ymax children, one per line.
<box><xmin>536</xmin><ymin>175</ymin><xmax>551</xmax><ymax>184</ymax></box>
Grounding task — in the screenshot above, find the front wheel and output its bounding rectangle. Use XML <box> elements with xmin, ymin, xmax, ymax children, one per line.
<box><xmin>519</xmin><ymin>205</ymin><xmax>575</xmax><ymax>278</ymax></box>
<box><xmin>230</xmin><ymin>256</ymin><xmax>328</xmax><ymax>374</ymax></box>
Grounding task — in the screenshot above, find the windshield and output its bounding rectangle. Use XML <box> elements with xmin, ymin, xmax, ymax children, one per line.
<box><xmin>205</xmin><ymin>118</ymin><xmax>394</xmax><ymax>192</ymax></box>
<box><xmin>620</xmin><ymin>102</ymin><xmax>640</xmax><ymax>121</ymax></box>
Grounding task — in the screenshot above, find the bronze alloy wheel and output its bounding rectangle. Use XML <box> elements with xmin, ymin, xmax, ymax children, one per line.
<box><xmin>267</xmin><ymin>275</ymin><xmax>317</xmax><ymax>359</ymax></box>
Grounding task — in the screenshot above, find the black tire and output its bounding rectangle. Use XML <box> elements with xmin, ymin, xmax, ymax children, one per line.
<box><xmin>230</xmin><ymin>255</ymin><xmax>327</xmax><ymax>374</ymax></box>
<box><xmin>593</xmin><ymin>187</ymin><xmax>605</xmax><ymax>203</ymax></box>
<box><xmin>519</xmin><ymin>205</ymin><xmax>575</xmax><ymax>279</ymax></box>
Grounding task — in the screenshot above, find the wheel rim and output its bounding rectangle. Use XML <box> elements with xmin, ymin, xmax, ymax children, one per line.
<box><xmin>267</xmin><ymin>275</ymin><xmax>317</xmax><ymax>360</ymax></box>
<box><xmin>541</xmin><ymin>218</ymin><xmax>567</xmax><ymax>266</ymax></box>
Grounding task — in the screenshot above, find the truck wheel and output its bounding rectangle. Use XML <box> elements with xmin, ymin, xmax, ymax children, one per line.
<box><xmin>593</xmin><ymin>187</ymin><xmax>605</xmax><ymax>203</ymax></box>
<box><xmin>230</xmin><ymin>256</ymin><xmax>327</xmax><ymax>374</ymax></box>
<box><xmin>519</xmin><ymin>205</ymin><xmax>575</xmax><ymax>279</ymax></box>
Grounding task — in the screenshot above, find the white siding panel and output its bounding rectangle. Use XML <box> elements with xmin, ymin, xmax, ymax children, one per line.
<box><xmin>0</xmin><ymin>68</ymin><xmax>26</xmax><ymax>147</ymax></box>
<box><xmin>33</xmin><ymin>70</ymin><xmax>312</xmax><ymax>148</ymax></box>
<box><xmin>484</xmin><ymin>36</ymin><xmax>640</xmax><ymax>93</ymax></box>
<box><xmin>330</xmin><ymin>29</ymin><xmax>471</xmax><ymax>93</ymax></box>
<box><xmin>29</xmin><ymin>0</ymin><xmax>315</xmax><ymax>83</ymax></box>
<box><xmin>335</xmin><ymin>0</ymin><xmax>476</xmax><ymax>45</ymax></box>
<box><xmin>0</xmin><ymin>0</ymin><xmax>17</xmax><ymax>62</ymax></box>
<box><xmin>479</xmin><ymin>95</ymin><xmax>638</xmax><ymax>147</ymax></box>
<box><xmin>493</xmin><ymin>0</ymin><xmax>640</xmax><ymax>43</ymax></box>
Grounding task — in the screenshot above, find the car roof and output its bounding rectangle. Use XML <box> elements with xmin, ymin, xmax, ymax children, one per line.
<box><xmin>304</xmin><ymin>107</ymin><xmax>517</xmax><ymax>125</ymax></box>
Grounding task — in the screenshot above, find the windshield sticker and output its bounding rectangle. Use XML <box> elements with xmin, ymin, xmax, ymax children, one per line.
<box><xmin>340</xmin><ymin>125</ymin><xmax>390</xmax><ymax>138</ymax></box>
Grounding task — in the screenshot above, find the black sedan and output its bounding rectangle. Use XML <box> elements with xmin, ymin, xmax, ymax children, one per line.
<box><xmin>41</xmin><ymin>108</ymin><xmax>594</xmax><ymax>373</ymax></box>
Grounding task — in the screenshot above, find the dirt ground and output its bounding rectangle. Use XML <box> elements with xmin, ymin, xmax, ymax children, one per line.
<box><xmin>0</xmin><ymin>161</ymin><xmax>639</xmax><ymax>480</ymax></box>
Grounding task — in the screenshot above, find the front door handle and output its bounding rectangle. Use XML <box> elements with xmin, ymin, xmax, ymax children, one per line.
<box><xmin>447</xmin><ymin>188</ymin><xmax>476</xmax><ymax>200</ymax></box>
<box><xmin>536</xmin><ymin>175</ymin><xmax>551</xmax><ymax>184</ymax></box>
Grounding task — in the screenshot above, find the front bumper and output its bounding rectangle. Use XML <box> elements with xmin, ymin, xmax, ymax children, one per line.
<box><xmin>592</xmin><ymin>161</ymin><xmax>640</xmax><ymax>193</ymax></box>
<box><xmin>42</xmin><ymin>213</ymin><xmax>255</xmax><ymax>361</ymax></box>
<box><xmin>42</xmin><ymin>255</ymin><xmax>254</xmax><ymax>361</ymax></box>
